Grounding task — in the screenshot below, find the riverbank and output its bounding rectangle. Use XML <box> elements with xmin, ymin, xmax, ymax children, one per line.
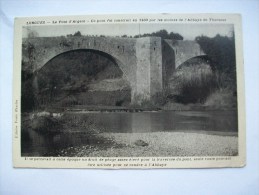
<box><xmin>54</xmin><ymin>131</ymin><xmax>238</xmax><ymax>157</ymax></box>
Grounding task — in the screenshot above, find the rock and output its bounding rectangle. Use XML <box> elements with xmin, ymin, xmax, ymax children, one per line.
<box><xmin>134</xmin><ymin>139</ymin><xmax>148</xmax><ymax>147</ymax></box>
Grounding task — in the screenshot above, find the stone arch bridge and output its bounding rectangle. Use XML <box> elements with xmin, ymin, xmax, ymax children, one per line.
<box><xmin>22</xmin><ymin>36</ymin><xmax>205</xmax><ymax>104</ymax></box>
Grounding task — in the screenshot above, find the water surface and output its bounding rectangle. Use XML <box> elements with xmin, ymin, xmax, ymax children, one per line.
<box><xmin>21</xmin><ymin>110</ymin><xmax>238</xmax><ymax>156</ymax></box>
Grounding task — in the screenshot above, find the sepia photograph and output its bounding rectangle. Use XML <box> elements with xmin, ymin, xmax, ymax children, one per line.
<box><xmin>13</xmin><ymin>14</ymin><xmax>245</xmax><ymax>168</ymax></box>
<box><xmin>1</xmin><ymin>0</ymin><xmax>257</xmax><ymax>193</ymax></box>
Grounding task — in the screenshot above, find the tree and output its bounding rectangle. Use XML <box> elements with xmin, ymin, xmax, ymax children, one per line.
<box><xmin>196</xmin><ymin>34</ymin><xmax>235</xmax><ymax>72</ymax></box>
<box><xmin>73</xmin><ymin>31</ymin><xmax>82</xmax><ymax>36</ymax></box>
<box><xmin>169</xmin><ymin>32</ymin><xmax>183</xmax><ymax>40</ymax></box>
<box><xmin>134</xmin><ymin>29</ymin><xmax>183</xmax><ymax>40</ymax></box>
<box><xmin>195</xmin><ymin>34</ymin><xmax>236</xmax><ymax>88</ymax></box>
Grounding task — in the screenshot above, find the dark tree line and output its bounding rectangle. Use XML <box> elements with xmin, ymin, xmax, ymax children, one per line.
<box><xmin>167</xmin><ymin>33</ymin><xmax>237</xmax><ymax>105</ymax></box>
<box><xmin>134</xmin><ymin>29</ymin><xmax>183</xmax><ymax>40</ymax></box>
<box><xmin>195</xmin><ymin>33</ymin><xmax>236</xmax><ymax>83</ymax></box>
<box><xmin>65</xmin><ymin>30</ymin><xmax>183</xmax><ymax>40</ymax></box>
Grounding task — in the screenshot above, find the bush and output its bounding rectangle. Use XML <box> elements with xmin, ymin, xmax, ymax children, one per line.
<box><xmin>130</xmin><ymin>93</ymin><xmax>164</xmax><ymax>109</ymax></box>
<box><xmin>31</xmin><ymin>115</ymin><xmax>62</xmax><ymax>134</ymax></box>
<box><xmin>168</xmin><ymin>63</ymin><xmax>216</xmax><ymax>104</ymax></box>
<box><xmin>195</xmin><ymin>34</ymin><xmax>236</xmax><ymax>82</ymax></box>
<box><xmin>204</xmin><ymin>88</ymin><xmax>237</xmax><ymax>109</ymax></box>
<box><xmin>130</xmin><ymin>94</ymin><xmax>154</xmax><ymax>108</ymax></box>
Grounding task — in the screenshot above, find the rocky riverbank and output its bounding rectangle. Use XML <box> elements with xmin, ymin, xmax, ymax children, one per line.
<box><xmin>53</xmin><ymin>131</ymin><xmax>238</xmax><ymax>157</ymax></box>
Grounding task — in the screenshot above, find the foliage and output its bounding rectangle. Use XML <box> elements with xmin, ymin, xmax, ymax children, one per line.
<box><xmin>73</xmin><ymin>31</ymin><xmax>82</xmax><ymax>36</ymax></box>
<box><xmin>165</xmin><ymin>33</ymin><xmax>237</xmax><ymax>106</ymax></box>
<box><xmin>204</xmin><ymin>88</ymin><xmax>237</xmax><ymax>109</ymax></box>
<box><xmin>195</xmin><ymin>34</ymin><xmax>236</xmax><ymax>83</ymax></box>
<box><xmin>30</xmin><ymin>115</ymin><xmax>62</xmax><ymax>134</ymax></box>
<box><xmin>134</xmin><ymin>29</ymin><xmax>183</xmax><ymax>40</ymax></box>
<box><xmin>168</xmin><ymin>63</ymin><xmax>217</xmax><ymax>104</ymax></box>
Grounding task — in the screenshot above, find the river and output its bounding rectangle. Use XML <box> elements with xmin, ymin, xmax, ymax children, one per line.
<box><xmin>21</xmin><ymin>110</ymin><xmax>238</xmax><ymax>156</ymax></box>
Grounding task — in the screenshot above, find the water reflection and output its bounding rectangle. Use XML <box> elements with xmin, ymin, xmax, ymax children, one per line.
<box><xmin>82</xmin><ymin>110</ymin><xmax>237</xmax><ymax>133</ymax></box>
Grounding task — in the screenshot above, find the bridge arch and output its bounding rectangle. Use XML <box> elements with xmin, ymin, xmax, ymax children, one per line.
<box><xmin>38</xmin><ymin>48</ymin><xmax>129</xmax><ymax>80</ymax></box>
<box><xmin>23</xmin><ymin>36</ymin><xmax>138</xmax><ymax>89</ymax></box>
<box><xmin>33</xmin><ymin>49</ymin><xmax>132</xmax><ymax>107</ymax></box>
<box><xmin>176</xmin><ymin>55</ymin><xmax>210</xmax><ymax>70</ymax></box>
<box><xmin>163</xmin><ymin>39</ymin><xmax>206</xmax><ymax>69</ymax></box>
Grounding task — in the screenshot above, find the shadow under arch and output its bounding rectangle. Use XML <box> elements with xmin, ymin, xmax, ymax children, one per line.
<box><xmin>31</xmin><ymin>48</ymin><xmax>132</xmax><ymax>108</ymax></box>
<box><xmin>35</xmin><ymin>48</ymin><xmax>128</xmax><ymax>80</ymax></box>
<box><xmin>176</xmin><ymin>55</ymin><xmax>210</xmax><ymax>70</ymax></box>
<box><xmin>169</xmin><ymin>54</ymin><xmax>215</xmax><ymax>104</ymax></box>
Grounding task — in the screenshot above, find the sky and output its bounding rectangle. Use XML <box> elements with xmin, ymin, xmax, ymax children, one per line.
<box><xmin>23</xmin><ymin>23</ymin><xmax>234</xmax><ymax>40</ymax></box>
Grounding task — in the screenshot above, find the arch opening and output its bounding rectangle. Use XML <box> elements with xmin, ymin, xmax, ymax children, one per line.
<box><xmin>176</xmin><ymin>55</ymin><xmax>209</xmax><ymax>70</ymax></box>
<box><xmin>23</xmin><ymin>49</ymin><xmax>132</xmax><ymax>111</ymax></box>
<box><xmin>167</xmin><ymin>55</ymin><xmax>216</xmax><ymax>104</ymax></box>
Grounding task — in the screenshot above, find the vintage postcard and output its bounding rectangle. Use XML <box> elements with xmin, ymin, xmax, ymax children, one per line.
<box><xmin>13</xmin><ymin>13</ymin><xmax>245</xmax><ymax>168</ymax></box>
